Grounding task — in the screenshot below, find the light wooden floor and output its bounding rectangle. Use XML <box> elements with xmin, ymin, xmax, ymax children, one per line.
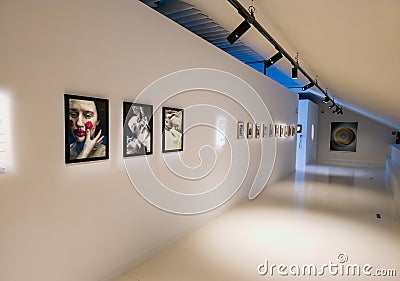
<box><xmin>113</xmin><ymin>165</ymin><xmax>400</xmax><ymax>281</ymax></box>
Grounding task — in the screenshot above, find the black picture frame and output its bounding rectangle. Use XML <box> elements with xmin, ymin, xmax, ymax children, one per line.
<box><xmin>162</xmin><ymin>107</ymin><xmax>184</xmax><ymax>153</ymax></box>
<box><xmin>123</xmin><ymin>102</ymin><xmax>153</xmax><ymax>157</ymax></box>
<box><xmin>64</xmin><ymin>93</ymin><xmax>109</xmax><ymax>164</ymax></box>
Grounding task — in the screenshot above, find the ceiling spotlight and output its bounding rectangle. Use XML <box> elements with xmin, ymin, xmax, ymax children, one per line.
<box><xmin>328</xmin><ymin>103</ymin><xmax>335</xmax><ymax>109</ymax></box>
<box><xmin>227</xmin><ymin>20</ymin><xmax>251</xmax><ymax>44</ymax></box>
<box><xmin>322</xmin><ymin>96</ymin><xmax>330</xmax><ymax>103</ymax></box>
<box><xmin>291</xmin><ymin>67</ymin><xmax>298</xmax><ymax>79</ymax></box>
<box><xmin>302</xmin><ymin>82</ymin><xmax>314</xmax><ymax>91</ymax></box>
<box><xmin>264</xmin><ymin>52</ymin><xmax>283</xmax><ymax>69</ymax></box>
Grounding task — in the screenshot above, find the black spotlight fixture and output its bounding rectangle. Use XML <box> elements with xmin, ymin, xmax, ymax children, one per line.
<box><xmin>302</xmin><ymin>82</ymin><xmax>314</xmax><ymax>91</ymax></box>
<box><xmin>328</xmin><ymin>103</ymin><xmax>335</xmax><ymax>109</ymax></box>
<box><xmin>227</xmin><ymin>20</ymin><xmax>251</xmax><ymax>44</ymax></box>
<box><xmin>322</xmin><ymin>96</ymin><xmax>330</xmax><ymax>103</ymax></box>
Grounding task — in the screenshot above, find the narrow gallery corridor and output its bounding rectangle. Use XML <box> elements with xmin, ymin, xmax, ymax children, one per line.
<box><xmin>114</xmin><ymin>165</ymin><xmax>400</xmax><ymax>281</ymax></box>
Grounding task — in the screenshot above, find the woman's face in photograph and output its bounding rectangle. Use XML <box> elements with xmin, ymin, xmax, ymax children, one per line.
<box><xmin>69</xmin><ymin>99</ymin><xmax>99</xmax><ymax>142</ymax></box>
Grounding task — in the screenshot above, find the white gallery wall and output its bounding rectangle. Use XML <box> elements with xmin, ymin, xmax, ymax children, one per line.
<box><xmin>296</xmin><ymin>99</ymin><xmax>319</xmax><ymax>170</ymax></box>
<box><xmin>0</xmin><ymin>1</ymin><xmax>298</xmax><ymax>281</ymax></box>
<box><xmin>317</xmin><ymin>103</ymin><xmax>396</xmax><ymax>167</ymax></box>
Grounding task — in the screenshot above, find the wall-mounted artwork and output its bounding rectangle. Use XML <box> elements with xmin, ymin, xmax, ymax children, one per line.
<box><xmin>237</xmin><ymin>121</ymin><xmax>244</xmax><ymax>139</ymax></box>
<box><xmin>275</xmin><ymin>125</ymin><xmax>279</xmax><ymax>137</ymax></box>
<box><xmin>330</xmin><ymin>122</ymin><xmax>358</xmax><ymax>152</ymax></box>
<box><xmin>269</xmin><ymin>124</ymin><xmax>274</xmax><ymax>137</ymax></box>
<box><xmin>262</xmin><ymin>124</ymin><xmax>268</xmax><ymax>138</ymax></box>
<box><xmin>255</xmin><ymin>124</ymin><xmax>261</xmax><ymax>138</ymax></box>
<box><xmin>162</xmin><ymin>107</ymin><xmax>183</xmax><ymax>152</ymax></box>
<box><xmin>247</xmin><ymin>123</ymin><xmax>253</xmax><ymax>138</ymax></box>
<box><xmin>123</xmin><ymin>102</ymin><xmax>153</xmax><ymax>157</ymax></box>
<box><xmin>279</xmin><ymin>125</ymin><xmax>284</xmax><ymax>137</ymax></box>
<box><xmin>291</xmin><ymin>125</ymin><xmax>296</xmax><ymax>136</ymax></box>
<box><xmin>64</xmin><ymin>93</ymin><xmax>109</xmax><ymax>163</ymax></box>
<box><xmin>297</xmin><ymin>124</ymin><xmax>302</xmax><ymax>133</ymax></box>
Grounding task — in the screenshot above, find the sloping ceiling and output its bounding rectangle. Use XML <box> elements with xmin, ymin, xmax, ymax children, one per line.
<box><xmin>141</xmin><ymin>0</ymin><xmax>400</xmax><ymax>130</ymax></box>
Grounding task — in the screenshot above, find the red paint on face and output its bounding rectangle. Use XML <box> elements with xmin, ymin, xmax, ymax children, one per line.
<box><xmin>85</xmin><ymin>121</ymin><xmax>93</xmax><ymax>130</ymax></box>
<box><xmin>70</xmin><ymin>120</ymin><xmax>74</xmax><ymax>128</ymax></box>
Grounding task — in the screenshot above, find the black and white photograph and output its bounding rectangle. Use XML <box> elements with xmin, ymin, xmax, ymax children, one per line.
<box><xmin>123</xmin><ymin>102</ymin><xmax>153</xmax><ymax>157</ymax></box>
<box><xmin>64</xmin><ymin>93</ymin><xmax>109</xmax><ymax>164</ymax></box>
<box><xmin>237</xmin><ymin>121</ymin><xmax>244</xmax><ymax>139</ymax></box>
<box><xmin>162</xmin><ymin>107</ymin><xmax>183</xmax><ymax>152</ymax></box>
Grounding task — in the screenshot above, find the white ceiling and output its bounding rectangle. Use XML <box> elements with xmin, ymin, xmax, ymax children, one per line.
<box><xmin>180</xmin><ymin>0</ymin><xmax>400</xmax><ymax>130</ymax></box>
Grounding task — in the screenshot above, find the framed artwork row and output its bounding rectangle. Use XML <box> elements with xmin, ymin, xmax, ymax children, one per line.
<box><xmin>64</xmin><ymin>93</ymin><xmax>184</xmax><ymax>164</ymax></box>
<box><xmin>236</xmin><ymin>121</ymin><xmax>297</xmax><ymax>139</ymax></box>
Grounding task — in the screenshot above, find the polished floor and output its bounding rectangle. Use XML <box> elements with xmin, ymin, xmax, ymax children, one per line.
<box><xmin>113</xmin><ymin>165</ymin><xmax>400</xmax><ymax>281</ymax></box>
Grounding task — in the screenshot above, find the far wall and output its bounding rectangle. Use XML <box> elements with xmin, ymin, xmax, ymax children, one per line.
<box><xmin>317</xmin><ymin>103</ymin><xmax>396</xmax><ymax>167</ymax></box>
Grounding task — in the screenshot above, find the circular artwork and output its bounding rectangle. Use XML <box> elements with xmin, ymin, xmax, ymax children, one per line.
<box><xmin>333</xmin><ymin>127</ymin><xmax>355</xmax><ymax>146</ymax></box>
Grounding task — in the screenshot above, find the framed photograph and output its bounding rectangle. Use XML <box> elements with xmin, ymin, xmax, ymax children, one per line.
<box><xmin>330</xmin><ymin>122</ymin><xmax>358</xmax><ymax>152</ymax></box>
<box><xmin>237</xmin><ymin>121</ymin><xmax>245</xmax><ymax>139</ymax></box>
<box><xmin>292</xmin><ymin>125</ymin><xmax>296</xmax><ymax>136</ymax></box>
<box><xmin>274</xmin><ymin>125</ymin><xmax>279</xmax><ymax>137</ymax></box>
<box><xmin>255</xmin><ymin>124</ymin><xmax>261</xmax><ymax>138</ymax></box>
<box><xmin>123</xmin><ymin>102</ymin><xmax>153</xmax><ymax>157</ymax></box>
<box><xmin>269</xmin><ymin>124</ymin><xmax>274</xmax><ymax>137</ymax></box>
<box><xmin>64</xmin><ymin>93</ymin><xmax>109</xmax><ymax>164</ymax></box>
<box><xmin>262</xmin><ymin>124</ymin><xmax>268</xmax><ymax>138</ymax></box>
<box><xmin>162</xmin><ymin>107</ymin><xmax>184</xmax><ymax>152</ymax></box>
<box><xmin>279</xmin><ymin>125</ymin><xmax>284</xmax><ymax>137</ymax></box>
<box><xmin>247</xmin><ymin>123</ymin><xmax>254</xmax><ymax>138</ymax></box>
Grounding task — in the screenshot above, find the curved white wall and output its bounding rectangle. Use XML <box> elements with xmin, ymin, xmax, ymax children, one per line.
<box><xmin>0</xmin><ymin>1</ymin><xmax>298</xmax><ymax>280</ymax></box>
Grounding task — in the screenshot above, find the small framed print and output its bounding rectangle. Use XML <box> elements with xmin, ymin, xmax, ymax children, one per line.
<box><xmin>255</xmin><ymin>124</ymin><xmax>261</xmax><ymax>138</ymax></box>
<box><xmin>297</xmin><ymin>124</ymin><xmax>302</xmax><ymax>133</ymax></box>
<box><xmin>284</xmin><ymin>125</ymin><xmax>289</xmax><ymax>137</ymax></box>
<box><xmin>247</xmin><ymin>123</ymin><xmax>253</xmax><ymax>138</ymax></box>
<box><xmin>123</xmin><ymin>102</ymin><xmax>153</xmax><ymax>157</ymax></box>
<box><xmin>262</xmin><ymin>124</ymin><xmax>268</xmax><ymax>138</ymax></box>
<box><xmin>237</xmin><ymin>121</ymin><xmax>244</xmax><ymax>139</ymax></box>
<box><xmin>64</xmin><ymin>93</ymin><xmax>109</xmax><ymax>164</ymax></box>
<box><xmin>162</xmin><ymin>107</ymin><xmax>184</xmax><ymax>153</ymax></box>
<box><xmin>279</xmin><ymin>125</ymin><xmax>284</xmax><ymax>137</ymax></box>
<box><xmin>291</xmin><ymin>125</ymin><xmax>296</xmax><ymax>136</ymax></box>
<box><xmin>275</xmin><ymin>125</ymin><xmax>279</xmax><ymax>137</ymax></box>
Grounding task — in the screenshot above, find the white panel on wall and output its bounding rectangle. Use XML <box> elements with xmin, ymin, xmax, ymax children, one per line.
<box><xmin>0</xmin><ymin>1</ymin><xmax>298</xmax><ymax>280</ymax></box>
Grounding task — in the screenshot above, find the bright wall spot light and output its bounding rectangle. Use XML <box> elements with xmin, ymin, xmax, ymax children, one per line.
<box><xmin>0</xmin><ymin>88</ymin><xmax>14</xmax><ymax>175</ymax></box>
